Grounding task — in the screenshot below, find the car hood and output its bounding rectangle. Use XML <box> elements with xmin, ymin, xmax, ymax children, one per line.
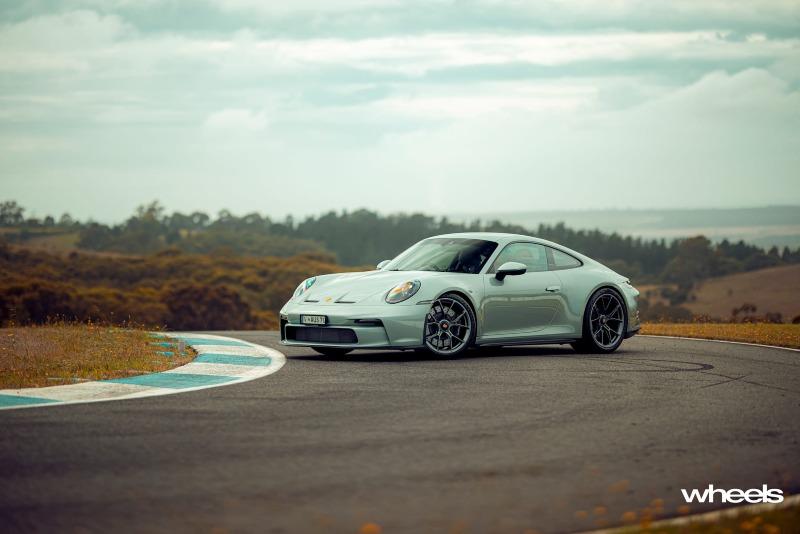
<box><xmin>302</xmin><ymin>270</ymin><xmax>441</xmax><ymax>304</ymax></box>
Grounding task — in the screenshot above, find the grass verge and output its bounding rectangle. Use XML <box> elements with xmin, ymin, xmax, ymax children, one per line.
<box><xmin>0</xmin><ymin>323</ymin><xmax>195</xmax><ymax>389</ymax></box>
<box><xmin>607</xmin><ymin>499</ymin><xmax>799</xmax><ymax>533</ymax></box>
<box><xmin>640</xmin><ymin>323</ymin><xmax>800</xmax><ymax>349</ymax></box>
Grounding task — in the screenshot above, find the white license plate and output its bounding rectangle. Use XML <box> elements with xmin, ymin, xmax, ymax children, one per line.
<box><xmin>301</xmin><ymin>315</ymin><xmax>327</xmax><ymax>325</ymax></box>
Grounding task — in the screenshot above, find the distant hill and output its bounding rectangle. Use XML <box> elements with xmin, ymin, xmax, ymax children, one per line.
<box><xmin>686</xmin><ymin>264</ymin><xmax>800</xmax><ymax>322</ymax></box>
<box><xmin>451</xmin><ymin>206</ymin><xmax>800</xmax><ymax>248</ymax></box>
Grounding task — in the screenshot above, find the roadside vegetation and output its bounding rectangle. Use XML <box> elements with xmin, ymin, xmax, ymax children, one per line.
<box><xmin>611</xmin><ymin>500</ymin><xmax>799</xmax><ymax>533</ymax></box>
<box><xmin>0</xmin><ymin>322</ymin><xmax>195</xmax><ymax>389</ymax></box>
<box><xmin>2</xmin><ymin>200</ymin><xmax>799</xmax><ymax>329</ymax></box>
<box><xmin>0</xmin><ymin>243</ymin><xmax>348</xmax><ymax>330</ymax></box>
<box><xmin>641</xmin><ymin>323</ymin><xmax>800</xmax><ymax>349</ymax></box>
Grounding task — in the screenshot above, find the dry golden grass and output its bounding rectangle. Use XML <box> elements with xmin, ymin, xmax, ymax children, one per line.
<box><xmin>641</xmin><ymin>323</ymin><xmax>800</xmax><ymax>349</ymax></box>
<box><xmin>23</xmin><ymin>231</ymin><xmax>80</xmax><ymax>253</ymax></box>
<box><xmin>687</xmin><ymin>264</ymin><xmax>800</xmax><ymax>321</ymax></box>
<box><xmin>608</xmin><ymin>499</ymin><xmax>799</xmax><ymax>533</ymax></box>
<box><xmin>0</xmin><ymin>323</ymin><xmax>195</xmax><ymax>389</ymax></box>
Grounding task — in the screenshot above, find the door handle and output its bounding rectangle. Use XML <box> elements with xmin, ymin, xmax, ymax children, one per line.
<box><xmin>545</xmin><ymin>285</ymin><xmax>561</xmax><ymax>292</ymax></box>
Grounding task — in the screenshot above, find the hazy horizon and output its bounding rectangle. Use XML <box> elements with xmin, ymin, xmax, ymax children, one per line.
<box><xmin>8</xmin><ymin>199</ymin><xmax>799</xmax><ymax>248</ymax></box>
<box><xmin>2</xmin><ymin>1</ymin><xmax>799</xmax><ymax>220</ymax></box>
<box><xmin>9</xmin><ymin>199</ymin><xmax>800</xmax><ymax>224</ymax></box>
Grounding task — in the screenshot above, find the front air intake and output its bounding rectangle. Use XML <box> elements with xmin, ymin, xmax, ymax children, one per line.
<box><xmin>286</xmin><ymin>326</ymin><xmax>358</xmax><ymax>344</ymax></box>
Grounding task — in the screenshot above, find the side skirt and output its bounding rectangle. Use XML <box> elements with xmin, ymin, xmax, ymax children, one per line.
<box><xmin>476</xmin><ymin>337</ymin><xmax>580</xmax><ymax>347</ymax></box>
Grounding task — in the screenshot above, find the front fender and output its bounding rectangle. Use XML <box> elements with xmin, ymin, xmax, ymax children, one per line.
<box><xmin>423</xmin><ymin>278</ymin><xmax>485</xmax><ymax>338</ymax></box>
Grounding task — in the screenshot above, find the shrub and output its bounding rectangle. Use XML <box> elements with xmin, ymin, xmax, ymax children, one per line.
<box><xmin>0</xmin><ymin>245</ymin><xmax>350</xmax><ymax>330</ymax></box>
<box><xmin>163</xmin><ymin>284</ymin><xmax>255</xmax><ymax>330</ymax></box>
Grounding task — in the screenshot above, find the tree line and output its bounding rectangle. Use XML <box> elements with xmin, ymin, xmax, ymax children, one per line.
<box><xmin>3</xmin><ymin>200</ymin><xmax>798</xmax><ymax>288</ymax></box>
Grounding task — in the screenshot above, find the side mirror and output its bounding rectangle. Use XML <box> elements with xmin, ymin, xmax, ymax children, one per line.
<box><xmin>495</xmin><ymin>261</ymin><xmax>527</xmax><ymax>281</ymax></box>
<box><xmin>377</xmin><ymin>259</ymin><xmax>391</xmax><ymax>270</ymax></box>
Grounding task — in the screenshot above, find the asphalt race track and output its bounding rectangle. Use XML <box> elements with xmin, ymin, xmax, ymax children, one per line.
<box><xmin>1</xmin><ymin>334</ymin><xmax>798</xmax><ymax>533</ymax></box>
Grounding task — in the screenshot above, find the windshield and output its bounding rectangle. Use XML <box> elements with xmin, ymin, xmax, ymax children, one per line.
<box><xmin>386</xmin><ymin>238</ymin><xmax>498</xmax><ymax>273</ymax></box>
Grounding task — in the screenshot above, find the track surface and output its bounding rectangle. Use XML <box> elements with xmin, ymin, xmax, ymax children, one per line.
<box><xmin>1</xmin><ymin>334</ymin><xmax>798</xmax><ymax>533</ymax></box>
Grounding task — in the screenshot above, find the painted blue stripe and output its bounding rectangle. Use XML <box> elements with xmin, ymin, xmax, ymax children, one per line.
<box><xmin>106</xmin><ymin>372</ymin><xmax>237</xmax><ymax>389</ymax></box>
<box><xmin>171</xmin><ymin>337</ymin><xmax>250</xmax><ymax>347</ymax></box>
<box><xmin>157</xmin><ymin>351</ymin><xmax>174</xmax><ymax>357</ymax></box>
<box><xmin>0</xmin><ymin>394</ymin><xmax>58</xmax><ymax>407</ymax></box>
<box><xmin>194</xmin><ymin>354</ymin><xmax>271</xmax><ymax>366</ymax></box>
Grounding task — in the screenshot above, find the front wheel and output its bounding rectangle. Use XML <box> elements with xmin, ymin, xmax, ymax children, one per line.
<box><xmin>572</xmin><ymin>288</ymin><xmax>627</xmax><ymax>354</ymax></box>
<box><xmin>423</xmin><ymin>294</ymin><xmax>476</xmax><ymax>357</ymax></box>
<box><xmin>311</xmin><ymin>347</ymin><xmax>352</xmax><ymax>357</ymax></box>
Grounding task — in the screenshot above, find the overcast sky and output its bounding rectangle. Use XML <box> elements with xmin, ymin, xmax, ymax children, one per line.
<box><xmin>1</xmin><ymin>0</ymin><xmax>799</xmax><ymax>222</ymax></box>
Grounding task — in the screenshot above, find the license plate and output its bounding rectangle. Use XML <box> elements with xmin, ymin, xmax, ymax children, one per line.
<box><xmin>301</xmin><ymin>314</ymin><xmax>327</xmax><ymax>325</ymax></box>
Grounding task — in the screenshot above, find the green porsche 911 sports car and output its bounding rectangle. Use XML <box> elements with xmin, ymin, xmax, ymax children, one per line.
<box><xmin>279</xmin><ymin>232</ymin><xmax>640</xmax><ymax>357</ymax></box>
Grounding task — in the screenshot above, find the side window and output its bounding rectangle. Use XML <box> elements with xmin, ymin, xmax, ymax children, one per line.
<box><xmin>549</xmin><ymin>248</ymin><xmax>582</xmax><ymax>270</ymax></box>
<box><xmin>488</xmin><ymin>242</ymin><xmax>548</xmax><ymax>273</ymax></box>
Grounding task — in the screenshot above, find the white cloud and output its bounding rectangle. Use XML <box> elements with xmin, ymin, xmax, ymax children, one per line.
<box><xmin>204</xmin><ymin>0</ymin><xmax>800</xmax><ymax>26</ymax></box>
<box><xmin>210</xmin><ymin>0</ymin><xmax>402</xmax><ymax>13</ymax></box>
<box><xmin>1</xmin><ymin>11</ymin><xmax>797</xmax><ymax>76</ymax></box>
<box><xmin>1</xmin><ymin>4</ymin><xmax>798</xmax><ymax>219</ymax></box>
<box><xmin>375</xmin><ymin>83</ymin><xmax>596</xmax><ymax>118</ymax></box>
<box><xmin>204</xmin><ymin>108</ymin><xmax>268</xmax><ymax>132</ymax></box>
<box><xmin>204</xmin><ymin>31</ymin><xmax>798</xmax><ymax>76</ymax></box>
<box><xmin>0</xmin><ymin>10</ymin><xmax>130</xmax><ymax>72</ymax></box>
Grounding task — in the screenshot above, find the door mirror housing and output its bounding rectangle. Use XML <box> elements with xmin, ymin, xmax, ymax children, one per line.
<box><xmin>495</xmin><ymin>261</ymin><xmax>527</xmax><ymax>281</ymax></box>
<box><xmin>376</xmin><ymin>259</ymin><xmax>391</xmax><ymax>270</ymax></box>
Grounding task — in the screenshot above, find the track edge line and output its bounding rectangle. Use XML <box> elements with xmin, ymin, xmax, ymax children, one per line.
<box><xmin>639</xmin><ymin>334</ymin><xmax>800</xmax><ymax>353</ymax></box>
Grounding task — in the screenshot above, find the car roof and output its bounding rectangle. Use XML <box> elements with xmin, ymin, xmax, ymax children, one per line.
<box><xmin>431</xmin><ymin>231</ymin><xmax>544</xmax><ymax>244</ymax></box>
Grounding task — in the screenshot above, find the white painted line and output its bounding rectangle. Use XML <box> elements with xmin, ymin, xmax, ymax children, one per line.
<box><xmin>640</xmin><ymin>334</ymin><xmax>800</xmax><ymax>353</ymax></box>
<box><xmin>579</xmin><ymin>493</ymin><xmax>800</xmax><ymax>533</ymax></box>
<box><xmin>0</xmin><ymin>334</ymin><xmax>286</xmax><ymax>411</ymax></box>
<box><xmin>163</xmin><ymin>332</ymin><xmax>221</xmax><ymax>340</ymax></box>
<box><xmin>163</xmin><ymin>362</ymin><xmax>271</xmax><ymax>378</ymax></box>
<box><xmin>6</xmin><ymin>381</ymin><xmax>156</xmax><ymax>402</ymax></box>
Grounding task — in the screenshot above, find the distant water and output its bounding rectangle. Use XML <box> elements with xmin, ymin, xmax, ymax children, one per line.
<box><xmin>450</xmin><ymin>206</ymin><xmax>800</xmax><ymax>248</ymax></box>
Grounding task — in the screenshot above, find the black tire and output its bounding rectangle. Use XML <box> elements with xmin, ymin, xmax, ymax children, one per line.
<box><xmin>311</xmin><ymin>347</ymin><xmax>353</xmax><ymax>357</ymax></box>
<box><xmin>422</xmin><ymin>293</ymin><xmax>477</xmax><ymax>358</ymax></box>
<box><xmin>572</xmin><ymin>287</ymin><xmax>628</xmax><ymax>354</ymax></box>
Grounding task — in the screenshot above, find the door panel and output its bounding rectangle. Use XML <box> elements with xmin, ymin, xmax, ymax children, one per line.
<box><xmin>482</xmin><ymin>270</ymin><xmax>562</xmax><ymax>338</ymax></box>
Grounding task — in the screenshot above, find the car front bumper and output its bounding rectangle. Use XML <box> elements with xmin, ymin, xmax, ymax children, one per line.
<box><xmin>279</xmin><ymin>301</ymin><xmax>429</xmax><ymax>349</ymax></box>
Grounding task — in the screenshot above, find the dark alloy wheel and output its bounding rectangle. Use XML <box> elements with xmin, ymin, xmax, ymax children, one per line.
<box><xmin>423</xmin><ymin>293</ymin><xmax>476</xmax><ymax>357</ymax></box>
<box><xmin>572</xmin><ymin>288</ymin><xmax>627</xmax><ymax>353</ymax></box>
<box><xmin>311</xmin><ymin>347</ymin><xmax>353</xmax><ymax>357</ymax></box>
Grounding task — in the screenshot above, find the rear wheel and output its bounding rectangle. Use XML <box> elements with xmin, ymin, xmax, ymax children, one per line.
<box><xmin>311</xmin><ymin>347</ymin><xmax>353</xmax><ymax>357</ymax></box>
<box><xmin>572</xmin><ymin>288</ymin><xmax>627</xmax><ymax>354</ymax></box>
<box><xmin>423</xmin><ymin>293</ymin><xmax>476</xmax><ymax>357</ymax></box>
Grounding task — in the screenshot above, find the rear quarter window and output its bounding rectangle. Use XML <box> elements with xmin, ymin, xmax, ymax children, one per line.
<box><xmin>548</xmin><ymin>248</ymin><xmax>583</xmax><ymax>270</ymax></box>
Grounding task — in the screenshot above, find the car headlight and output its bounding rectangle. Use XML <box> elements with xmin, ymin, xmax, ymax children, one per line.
<box><xmin>385</xmin><ymin>280</ymin><xmax>421</xmax><ymax>304</ymax></box>
<box><xmin>294</xmin><ymin>277</ymin><xmax>317</xmax><ymax>298</ymax></box>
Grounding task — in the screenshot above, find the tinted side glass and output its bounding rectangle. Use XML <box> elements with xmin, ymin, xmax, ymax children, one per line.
<box><xmin>550</xmin><ymin>248</ymin><xmax>582</xmax><ymax>270</ymax></box>
<box><xmin>488</xmin><ymin>242</ymin><xmax>548</xmax><ymax>273</ymax></box>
